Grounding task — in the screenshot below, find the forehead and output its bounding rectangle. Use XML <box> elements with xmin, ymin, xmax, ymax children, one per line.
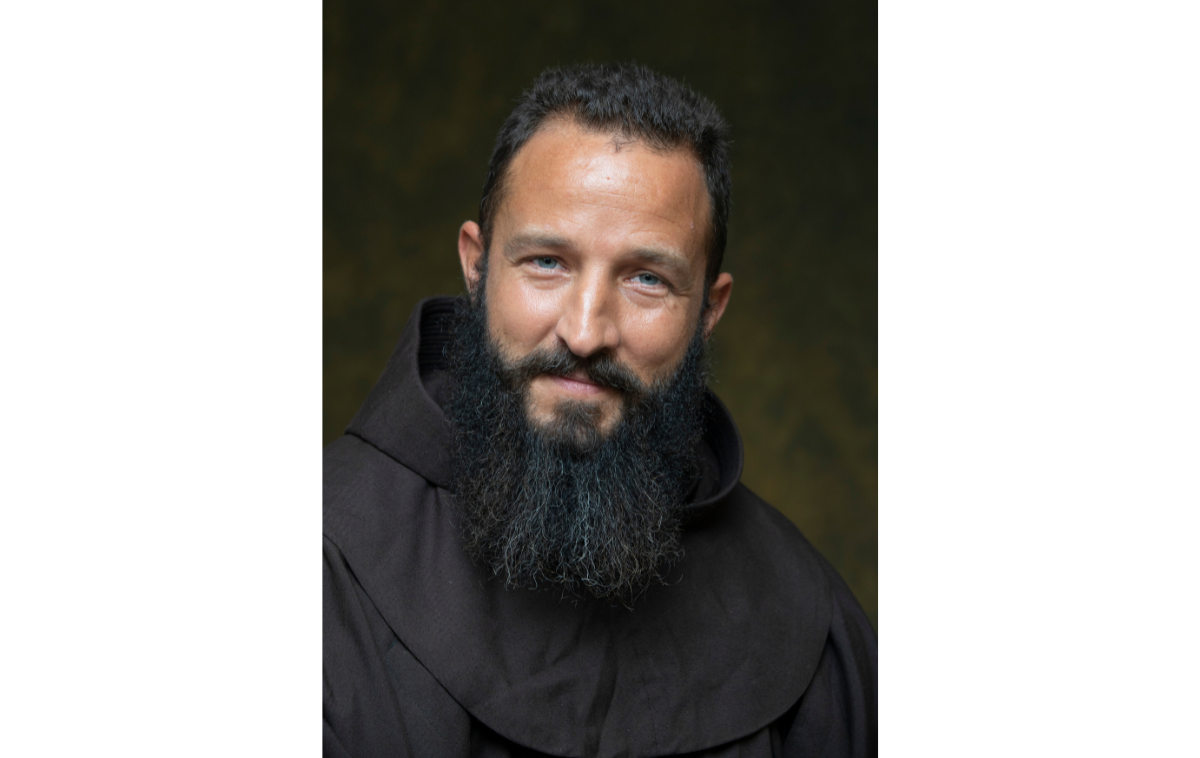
<box><xmin>497</xmin><ymin>120</ymin><xmax>710</xmax><ymax>262</ymax></box>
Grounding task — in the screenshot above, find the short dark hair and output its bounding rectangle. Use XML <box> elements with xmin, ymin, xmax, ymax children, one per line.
<box><xmin>478</xmin><ymin>63</ymin><xmax>732</xmax><ymax>285</ymax></box>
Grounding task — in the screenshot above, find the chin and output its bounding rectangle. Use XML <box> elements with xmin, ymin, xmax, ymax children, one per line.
<box><xmin>527</xmin><ymin>399</ymin><xmax>623</xmax><ymax>451</ymax></box>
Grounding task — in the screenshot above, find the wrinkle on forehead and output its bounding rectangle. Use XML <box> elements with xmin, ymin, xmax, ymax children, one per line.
<box><xmin>562</xmin><ymin>195</ymin><xmax>699</xmax><ymax>232</ymax></box>
<box><xmin>502</xmin><ymin>121</ymin><xmax>710</xmax><ymax>244</ymax></box>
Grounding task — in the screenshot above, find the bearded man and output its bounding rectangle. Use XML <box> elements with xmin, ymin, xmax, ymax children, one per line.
<box><xmin>323</xmin><ymin>63</ymin><xmax>877</xmax><ymax>758</ymax></box>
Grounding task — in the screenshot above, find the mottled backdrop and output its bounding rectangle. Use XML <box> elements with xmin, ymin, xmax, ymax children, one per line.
<box><xmin>324</xmin><ymin>0</ymin><xmax>877</xmax><ymax>626</ymax></box>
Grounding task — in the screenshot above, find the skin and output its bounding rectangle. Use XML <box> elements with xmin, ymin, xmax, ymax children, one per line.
<box><xmin>457</xmin><ymin>119</ymin><xmax>734</xmax><ymax>435</ymax></box>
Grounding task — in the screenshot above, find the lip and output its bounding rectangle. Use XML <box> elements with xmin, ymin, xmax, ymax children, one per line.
<box><xmin>543</xmin><ymin>372</ymin><xmax>609</xmax><ymax>398</ymax></box>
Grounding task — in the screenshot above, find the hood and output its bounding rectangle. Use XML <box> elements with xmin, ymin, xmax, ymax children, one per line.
<box><xmin>325</xmin><ymin>296</ymin><xmax>832</xmax><ymax>758</ymax></box>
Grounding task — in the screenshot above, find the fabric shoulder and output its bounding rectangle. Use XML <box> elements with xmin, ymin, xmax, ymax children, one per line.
<box><xmin>649</xmin><ymin>482</ymin><xmax>836</xmax><ymax>742</ymax></box>
<box><xmin>324</xmin><ymin>535</ymin><xmax>473</xmax><ymax>758</ymax></box>
<box><xmin>720</xmin><ymin>486</ymin><xmax>877</xmax><ymax>757</ymax></box>
<box><xmin>781</xmin><ymin>558</ymin><xmax>878</xmax><ymax>757</ymax></box>
<box><xmin>324</xmin><ymin>433</ymin><xmax>432</xmax><ymax>543</ymax></box>
<box><xmin>692</xmin><ymin>481</ymin><xmax>838</xmax><ymax>612</ymax></box>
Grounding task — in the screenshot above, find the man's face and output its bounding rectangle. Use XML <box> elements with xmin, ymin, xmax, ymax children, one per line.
<box><xmin>458</xmin><ymin>120</ymin><xmax>733</xmax><ymax>435</ymax></box>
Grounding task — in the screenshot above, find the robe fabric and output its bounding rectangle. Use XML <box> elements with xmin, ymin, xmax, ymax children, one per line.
<box><xmin>324</xmin><ymin>297</ymin><xmax>878</xmax><ymax>757</ymax></box>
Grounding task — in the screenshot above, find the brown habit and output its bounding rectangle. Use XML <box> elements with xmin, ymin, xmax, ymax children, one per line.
<box><xmin>324</xmin><ymin>297</ymin><xmax>877</xmax><ymax>757</ymax></box>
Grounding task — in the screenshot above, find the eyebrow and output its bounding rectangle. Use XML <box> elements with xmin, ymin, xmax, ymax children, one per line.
<box><xmin>502</xmin><ymin>232</ymin><xmax>573</xmax><ymax>258</ymax></box>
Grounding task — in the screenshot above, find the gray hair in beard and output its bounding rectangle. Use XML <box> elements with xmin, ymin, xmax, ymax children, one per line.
<box><xmin>444</xmin><ymin>290</ymin><xmax>711</xmax><ymax>604</ymax></box>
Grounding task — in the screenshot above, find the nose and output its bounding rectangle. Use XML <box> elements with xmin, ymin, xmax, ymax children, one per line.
<box><xmin>555</xmin><ymin>273</ymin><xmax>620</xmax><ymax>358</ymax></box>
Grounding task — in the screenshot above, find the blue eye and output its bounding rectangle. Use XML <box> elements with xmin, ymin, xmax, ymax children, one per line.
<box><xmin>535</xmin><ymin>257</ymin><xmax>559</xmax><ymax>269</ymax></box>
<box><xmin>635</xmin><ymin>273</ymin><xmax>661</xmax><ymax>286</ymax></box>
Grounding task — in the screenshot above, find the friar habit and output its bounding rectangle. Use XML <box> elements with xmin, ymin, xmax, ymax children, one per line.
<box><xmin>324</xmin><ymin>297</ymin><xmax>878</xmax><ymax>757</ymax></box>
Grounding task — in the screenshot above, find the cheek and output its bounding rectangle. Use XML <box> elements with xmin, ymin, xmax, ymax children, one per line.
<box><xmin>623</xmin><ymin>309</ymin><xmax>697</xmax><ymax>379</ymax></box>
<box><xmin>486</xmin><ymin>276</ymin><xmax>561</xmax><ymax>351</ymax></box>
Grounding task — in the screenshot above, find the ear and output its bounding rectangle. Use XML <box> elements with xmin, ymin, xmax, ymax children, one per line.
<box><xmin>702</xmin><ymin>272</ymin><xmax>734</xmax><ymax>338</ymax></box>
<box><xmin>457</xmin><ymin>221</ymin><xmax>486</xmax><ymax>296</ymax></box>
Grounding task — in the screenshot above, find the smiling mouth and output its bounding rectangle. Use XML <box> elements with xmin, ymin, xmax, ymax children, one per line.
<box><xmin>543</xmin><ymin>371</ymin><xmax>612</xmax><ymax>398</ymax></box>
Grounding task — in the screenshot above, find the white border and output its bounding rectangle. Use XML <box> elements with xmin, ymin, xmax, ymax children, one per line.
<box><xmin>1</xmin><ymin>2</ymin><xmax>321</xmax><ymax>754</ymax></box>
<box><xmin>882</xmin><ymin>0</ymin><xmax>1199</xmax><ymax>754</ymax></box>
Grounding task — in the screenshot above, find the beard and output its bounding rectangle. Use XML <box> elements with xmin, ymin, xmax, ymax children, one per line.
<box><xmin>444</xmin><ymin>289</ymin><xmax>711</xmax><ymax>604</ymax></box>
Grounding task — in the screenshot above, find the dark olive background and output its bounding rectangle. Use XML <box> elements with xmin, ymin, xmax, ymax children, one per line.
<box><xmin>324</xmin><ymin>0</ymin><xmax>877</xmax><ymax>627</ymax></box>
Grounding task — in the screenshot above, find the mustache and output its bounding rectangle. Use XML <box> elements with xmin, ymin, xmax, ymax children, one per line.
<box><xmin>500</xmin><ymin>345</ymin><xmax>647</xmax><ymax>397</ymax></box>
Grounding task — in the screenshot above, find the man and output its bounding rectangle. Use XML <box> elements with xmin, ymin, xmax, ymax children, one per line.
<box><xmin>324</xmin><ymin>63</ymin><xmax>877</xmax><ymax>757</ymax></box>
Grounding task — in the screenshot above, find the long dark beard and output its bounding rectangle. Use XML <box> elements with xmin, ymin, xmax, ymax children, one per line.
<box><xmin>444</xmin><ymin>292</ymin><xmax>710</xmax><ymax>604</ymax></box>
